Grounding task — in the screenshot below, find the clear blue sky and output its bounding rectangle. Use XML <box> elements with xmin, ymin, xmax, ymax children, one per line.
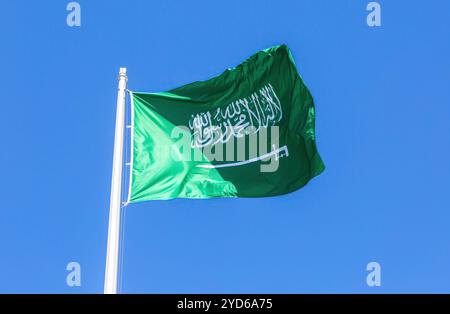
<box><xmin>1</xmin><ymin>1</ymin><xmax>449</xmax><ymax>293</ymax></box>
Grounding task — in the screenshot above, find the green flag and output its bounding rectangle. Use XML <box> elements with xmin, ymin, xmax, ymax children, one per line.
<box><xmin>127</xmin><ymin>45</ymin><xmax>325</xmax><ymax>202</ymax></box>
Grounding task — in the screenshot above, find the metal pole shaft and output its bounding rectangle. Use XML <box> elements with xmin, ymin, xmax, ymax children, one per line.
<box><xmin>104</xmin><ymin>67</ymin><xmax>127</xmax><ymax>294</ymax></box>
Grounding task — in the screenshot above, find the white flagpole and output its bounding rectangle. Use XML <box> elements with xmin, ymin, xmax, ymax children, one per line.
<box><xmin>104</xmin><ymin>67</ymin><xmax>127</xmax><ymax>294</ymax></box>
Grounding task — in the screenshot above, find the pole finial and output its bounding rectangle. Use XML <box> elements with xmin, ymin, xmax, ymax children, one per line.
<box><xmin>119</xmin><ymin>68</ymin><xmax>128</xmax><ymax>80</ymax></box>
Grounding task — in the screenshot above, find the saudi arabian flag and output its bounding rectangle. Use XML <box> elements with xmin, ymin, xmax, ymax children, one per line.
<box><xmin>126</xmin><ymin>45</ymin><xmax>325</xmax><ymax>202</ymax></box>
